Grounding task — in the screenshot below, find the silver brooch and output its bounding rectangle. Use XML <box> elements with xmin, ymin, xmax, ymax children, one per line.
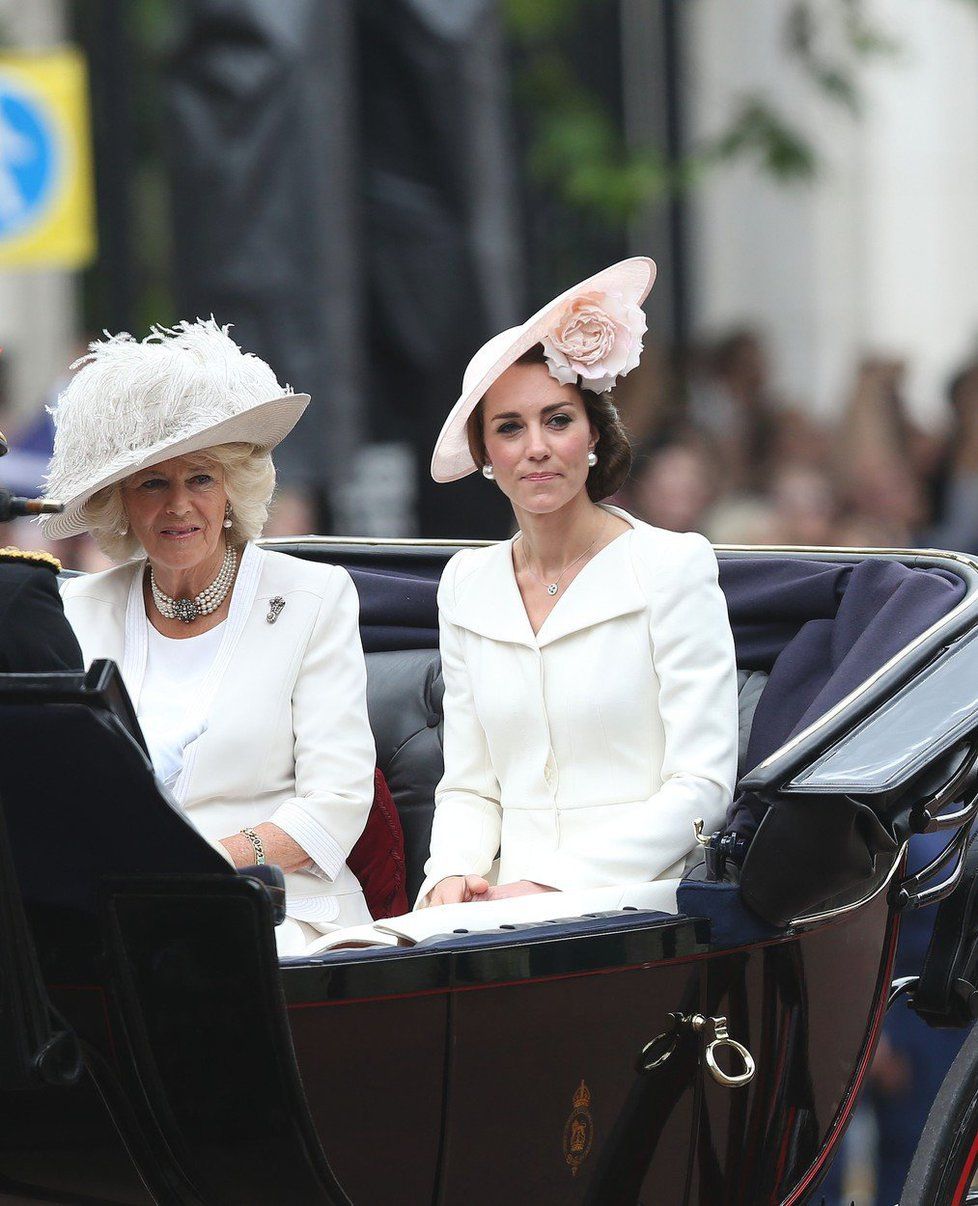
<box><xmin>266</xmin><ymin>596</ymin><xmax>285</xmax><ymax>624</ymax></box>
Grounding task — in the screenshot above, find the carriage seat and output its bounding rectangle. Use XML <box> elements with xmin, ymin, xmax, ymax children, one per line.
<box><xmin>363</xmin><ymin>645</ymin><xmax>768</xmax><ymax>905</ymax></box>
<box><xmin>365</xmin><ymin>649</ymin><xmax>444</xmax><ymax>904</ymax></box>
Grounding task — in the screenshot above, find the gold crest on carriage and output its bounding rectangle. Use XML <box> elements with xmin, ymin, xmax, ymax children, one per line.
<box><xmin>563</xmin><ymin>1078</ymin><xmax>594</xmax><ymax>1176</ymax></box>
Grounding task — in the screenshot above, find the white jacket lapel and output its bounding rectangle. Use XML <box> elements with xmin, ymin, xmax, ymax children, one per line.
<box><xmin>446</xmin><ymin>539</ymin><xmax>538</xmax><ymax>647</ymax></box>
<box><xmin>445</xmin><ymin>530</ymin><xmax>647</xmax><ymax>648</ymax></box>
<box><xmin>123</xmin><ymin>562</ymin><xmax>148</xmax><ymax>707</ymax></box>
<box><xmin>535</xmin><ymin>533</ymin><xmax>646</xmax><ymax>647</ymax></box>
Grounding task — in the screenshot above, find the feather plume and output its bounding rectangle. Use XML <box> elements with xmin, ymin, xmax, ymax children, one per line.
<box><xmin>44</xmin><ymin>319</ymin><xmax>294</xmax><ymax>503</ymax></box>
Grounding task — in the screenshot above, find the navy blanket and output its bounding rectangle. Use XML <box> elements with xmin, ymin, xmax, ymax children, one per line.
<box><xmin>350</xmin><ymin>566</ymin><xmax>441</xmax><ymax>652</ymax></box>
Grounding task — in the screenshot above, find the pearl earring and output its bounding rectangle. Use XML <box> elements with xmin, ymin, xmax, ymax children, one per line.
<box><xmin>587</xmin><ymin>450</ymin><xmax>598</xmax><ymax>467</ymax></box>
<box><xmin>482</xmin><ymin>463</ymin><xmax>495</xmax><ymax>480</ymax></box>
<box><xmin>223</xmin><ymin>502</ymin><xmax>233</xmax><ymax>529</ymax></box>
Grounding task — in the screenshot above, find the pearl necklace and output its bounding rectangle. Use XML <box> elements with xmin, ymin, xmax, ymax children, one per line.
<box><xmin>150</xmin><ymin>544</ymin><xmax>237</xmax><ymax>623</ymax></box>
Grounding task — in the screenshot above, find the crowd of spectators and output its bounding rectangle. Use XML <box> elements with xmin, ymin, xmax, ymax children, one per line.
<box><xmin>617</xmin><ymin>328</ymin><xmax>978</xmax><ymax>560</ymax></box>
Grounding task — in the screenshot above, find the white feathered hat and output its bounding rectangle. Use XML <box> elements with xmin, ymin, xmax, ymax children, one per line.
<box><xmin>430</xmin><ymin>256</ymin><xmax>656</xmax><ymax>482</ymax></box>
<box><xmin>42</xmin><ymin>319</ymin><xmax>309</xmax><ymax>541</ymax></box>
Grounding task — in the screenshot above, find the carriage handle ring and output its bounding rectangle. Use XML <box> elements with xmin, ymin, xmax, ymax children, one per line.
<box><xmin>638</xmin><ymin>1011</ymin><xmax>756</xmax><ymax>1088</ymax></box>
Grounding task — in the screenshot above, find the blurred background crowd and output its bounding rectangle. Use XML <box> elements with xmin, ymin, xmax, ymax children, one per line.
<box><xmin>615</xmin><ymin>334</ymin><xmax>978</xmax><ymax>552</ymax></box>
<box><xmin>0</xmin><ymin>3</ymin><xmax>976</xmax><ymax>1201</ymax></box>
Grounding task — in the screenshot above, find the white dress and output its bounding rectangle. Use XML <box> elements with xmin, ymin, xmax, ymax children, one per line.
<box><xmin>139</xmin><ymin>619</ymin><xmax>225</xmax><ymax>790</ymax></box>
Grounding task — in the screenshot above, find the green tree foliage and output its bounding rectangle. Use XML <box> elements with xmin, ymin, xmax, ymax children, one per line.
<box><xmin>503</xmin><ymin>0</ymin><xmax>908</xmax><ymax>226</ymax></box>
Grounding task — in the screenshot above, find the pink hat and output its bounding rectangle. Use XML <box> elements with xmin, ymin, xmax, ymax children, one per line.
<box><xmin>430</xmin><ymin>256</ymin><xmax>656</xmax><ymax>483</ymax></box>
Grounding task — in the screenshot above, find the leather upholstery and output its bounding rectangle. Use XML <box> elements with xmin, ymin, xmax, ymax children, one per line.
<box><xmin>365</xmin><ymin>649</ymin><xmax>444</xmax><ymax>903</ymax></box>
<box><xmin>736</xmin><ymin>670</ymin><xmax>768</xmax><ymax>778</ymax></box>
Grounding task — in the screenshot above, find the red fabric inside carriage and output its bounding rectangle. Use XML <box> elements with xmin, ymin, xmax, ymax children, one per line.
<box><xmin>348</xmin><ymin>769</ymin><xmax>409</xmax><ymax>919</ymax></box>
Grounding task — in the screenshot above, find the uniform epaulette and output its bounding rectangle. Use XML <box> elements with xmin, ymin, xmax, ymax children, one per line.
<box><xmin>0</xmin><ymin>546</ymin><xmax>62</xmax><ymax>573</ymax></box>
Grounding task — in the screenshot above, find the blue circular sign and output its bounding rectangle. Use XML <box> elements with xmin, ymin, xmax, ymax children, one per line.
<box><xmin>0</xmin><ymin>81</ymin><xmax>58</xmax><ymax>237</ymax></box>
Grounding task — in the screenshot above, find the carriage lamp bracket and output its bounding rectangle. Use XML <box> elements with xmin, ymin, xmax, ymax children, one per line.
<box><xmin>887</xmin><ymin>975</ymin><xmax>919</xmax><ymax>1009</ymax></box>
<box><xmin>893</xmin><ymin>972</ymin><xmax>978</xmax><ymax>1022</ymax></box>
<box><xmin>637</xmin><ymin>1011</ymin><xmax>756</xmax><ymax>1089</ymax></box>
<box><xmin>908</xmin><ymin>744</ymin><xmax>978</xmax><ymax>835</ymax></box>
<box><xmin>896</xmin><ymin>821</ymin><xmax>973</xmax><ymax>911</ymax></box>
<box><xmin>896</xmin><ymin>739</ymin><xmax>978</xmax><ymax>910</ymax></box>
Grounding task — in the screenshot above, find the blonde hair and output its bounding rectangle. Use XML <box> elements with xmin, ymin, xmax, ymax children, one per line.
<box><xmin>85</xmin><ymin>442</ymin><xmax>276</xmax><ymax>563</ymax></box>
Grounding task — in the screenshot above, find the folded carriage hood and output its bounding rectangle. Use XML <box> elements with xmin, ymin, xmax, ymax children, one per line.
<box><xmin>735</xmin><ymin>548</ymin><xmax>978</xmax><ymax>800</ymax></box>
<box><xmin>779</xmin><ymin>624</ymin><xmax>978</xmax><ymax>796</ymax></box>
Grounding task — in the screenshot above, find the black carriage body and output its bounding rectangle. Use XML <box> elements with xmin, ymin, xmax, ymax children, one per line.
<box><xmin>0</xmin><ymin>540</ymin><xmax>977</xmax><ymax>1206</ymax></box>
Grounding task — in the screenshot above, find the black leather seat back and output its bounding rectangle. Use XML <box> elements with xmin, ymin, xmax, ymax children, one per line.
<box><xmin>365</xmin><ymin>649</ymin><xmax>444</xmax><ymax>903</ymax></box>
<box><xmin>736</xmin><ymin>669</ymin><xmax>768</xmax><ymax>778</ymax></box>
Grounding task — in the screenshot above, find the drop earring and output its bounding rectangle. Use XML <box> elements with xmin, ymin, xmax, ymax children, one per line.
<box><xmin>587</xmin><ymin>450</ymin><xmax>598</xmax><ymax>467</ymax></box>
<box><xmin>223</xmin><ymin>502</ymin><xmax>233</xmax><ymax>529</ymax></box>
<box><xmin>482</xmin><ymin>463</ymin><xmax>495</xmax><ymax>480</ymax></box>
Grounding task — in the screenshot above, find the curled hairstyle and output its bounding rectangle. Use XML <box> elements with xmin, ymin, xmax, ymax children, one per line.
<box><xmin>85</xmin><ymin>442</ymin><xmax>276</xmax><ymax>563</ymax></box>
<box><xmin>465</xmin><ymin>344</ymin><xmax>633</xmax><ymax>501</ymax></box>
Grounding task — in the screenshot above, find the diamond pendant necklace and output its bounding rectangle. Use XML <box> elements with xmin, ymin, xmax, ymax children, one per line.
<box><xmin>150</xmin><ymin>543</ymin><xmax>237</xmax><ymax>623</ymax></box>
<box><xmin>520</xmin><ymin>531</ymin><xmax>602</xmax><ymax>597</ymax></box>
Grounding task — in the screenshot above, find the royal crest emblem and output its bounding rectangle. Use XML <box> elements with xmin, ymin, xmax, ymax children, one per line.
<box><xmin>563</xmin><ymin>1079</ymin><xmax>594</xmax><ymax>1176</ymax></box>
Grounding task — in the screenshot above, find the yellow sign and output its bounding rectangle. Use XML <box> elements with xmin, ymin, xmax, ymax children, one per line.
<box><xmin>0</xmin><ymin>49</ymin><xmax>95</xmax><ymax>269</ymax></box>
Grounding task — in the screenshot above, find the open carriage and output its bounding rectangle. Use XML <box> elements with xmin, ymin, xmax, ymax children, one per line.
<box><xmin>1</xmin><ymin>538</ymin><xmax>978</xmax><ymax>1205</ymax></box>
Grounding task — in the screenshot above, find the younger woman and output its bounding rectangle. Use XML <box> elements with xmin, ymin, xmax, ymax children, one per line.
<box><xmin>419</xmin><ymin>258</ymin><xmax>738</xmax><ymax>921</ymax></box>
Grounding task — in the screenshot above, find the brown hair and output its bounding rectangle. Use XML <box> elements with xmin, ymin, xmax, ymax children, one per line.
<box><xmin>465</xmin><ymin>345</ymin><xmax>632</xmax><ymax>501</ymax></box>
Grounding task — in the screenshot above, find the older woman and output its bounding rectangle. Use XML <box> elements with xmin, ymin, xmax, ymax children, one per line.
<box><xmin>416</xmin><ymin>257</ymin><xmax>739</xmax><ymax>924</ymax></box>
<box><xmin>43</xmin><ymin>320</ymin><xmax>375</xmax><ymax>955</ymax></box>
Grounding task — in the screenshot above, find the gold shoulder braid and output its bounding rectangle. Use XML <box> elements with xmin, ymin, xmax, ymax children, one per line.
<box><xmin>0</xmin><ymin>546</ymin><xmax>62</xmax><ymax>573</ymax></box>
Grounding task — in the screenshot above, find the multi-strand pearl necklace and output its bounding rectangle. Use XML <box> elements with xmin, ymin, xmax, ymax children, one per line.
<box><xmin>150</xmin><ymin>543</ymin><xmax>237</xmax><ymax>624</ymax></box>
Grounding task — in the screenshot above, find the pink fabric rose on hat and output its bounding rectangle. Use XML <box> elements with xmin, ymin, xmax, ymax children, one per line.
<box><xmin>540</xmin><ymin>289</ymin><xmax>647</xmax><ymax>394</ymax></box>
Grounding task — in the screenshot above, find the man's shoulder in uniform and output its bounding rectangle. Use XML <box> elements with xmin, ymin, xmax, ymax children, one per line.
<box><xmin>0</xmin><ymin>546</ymin><xmax>62</xmax><ymax>575</ymax></box>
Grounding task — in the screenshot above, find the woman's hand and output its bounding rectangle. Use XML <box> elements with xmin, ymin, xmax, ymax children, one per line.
<box><xmin>484</xmin><ymin>880</ymin><xmax>556</xmax><ymax>901</ymax></box>
<box><xmin>424</xmin><ymin>875</ymin><xmax>491</xmax><ymax>908</ymax></box>
<box><xmin>219</xmin><ymin>823</ymin><xmax>313</xmax><ymax>873</ymax></box>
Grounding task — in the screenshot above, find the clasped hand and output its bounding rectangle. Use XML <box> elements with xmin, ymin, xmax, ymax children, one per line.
<box><xmin>424</xmin><ymin>876</ymin><xmax>555</xmax><ymax>908</ymax></box>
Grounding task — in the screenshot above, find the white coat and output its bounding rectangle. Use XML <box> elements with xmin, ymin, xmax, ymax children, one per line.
<box><xmin>61</xmin><ymin>542</ymin><xmax>375</xmax><ymax>937</ymax></box>
<box><xmin>418</xmin><ymin>507</ymin><xmax>739</xmax><ymax>911</ymax></box>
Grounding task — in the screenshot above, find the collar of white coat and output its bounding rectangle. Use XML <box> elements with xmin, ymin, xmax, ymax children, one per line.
<box><xmin>445</xmin><ymin>504</ymin><xmax>648</xmax><ymax>649</ymax></box>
